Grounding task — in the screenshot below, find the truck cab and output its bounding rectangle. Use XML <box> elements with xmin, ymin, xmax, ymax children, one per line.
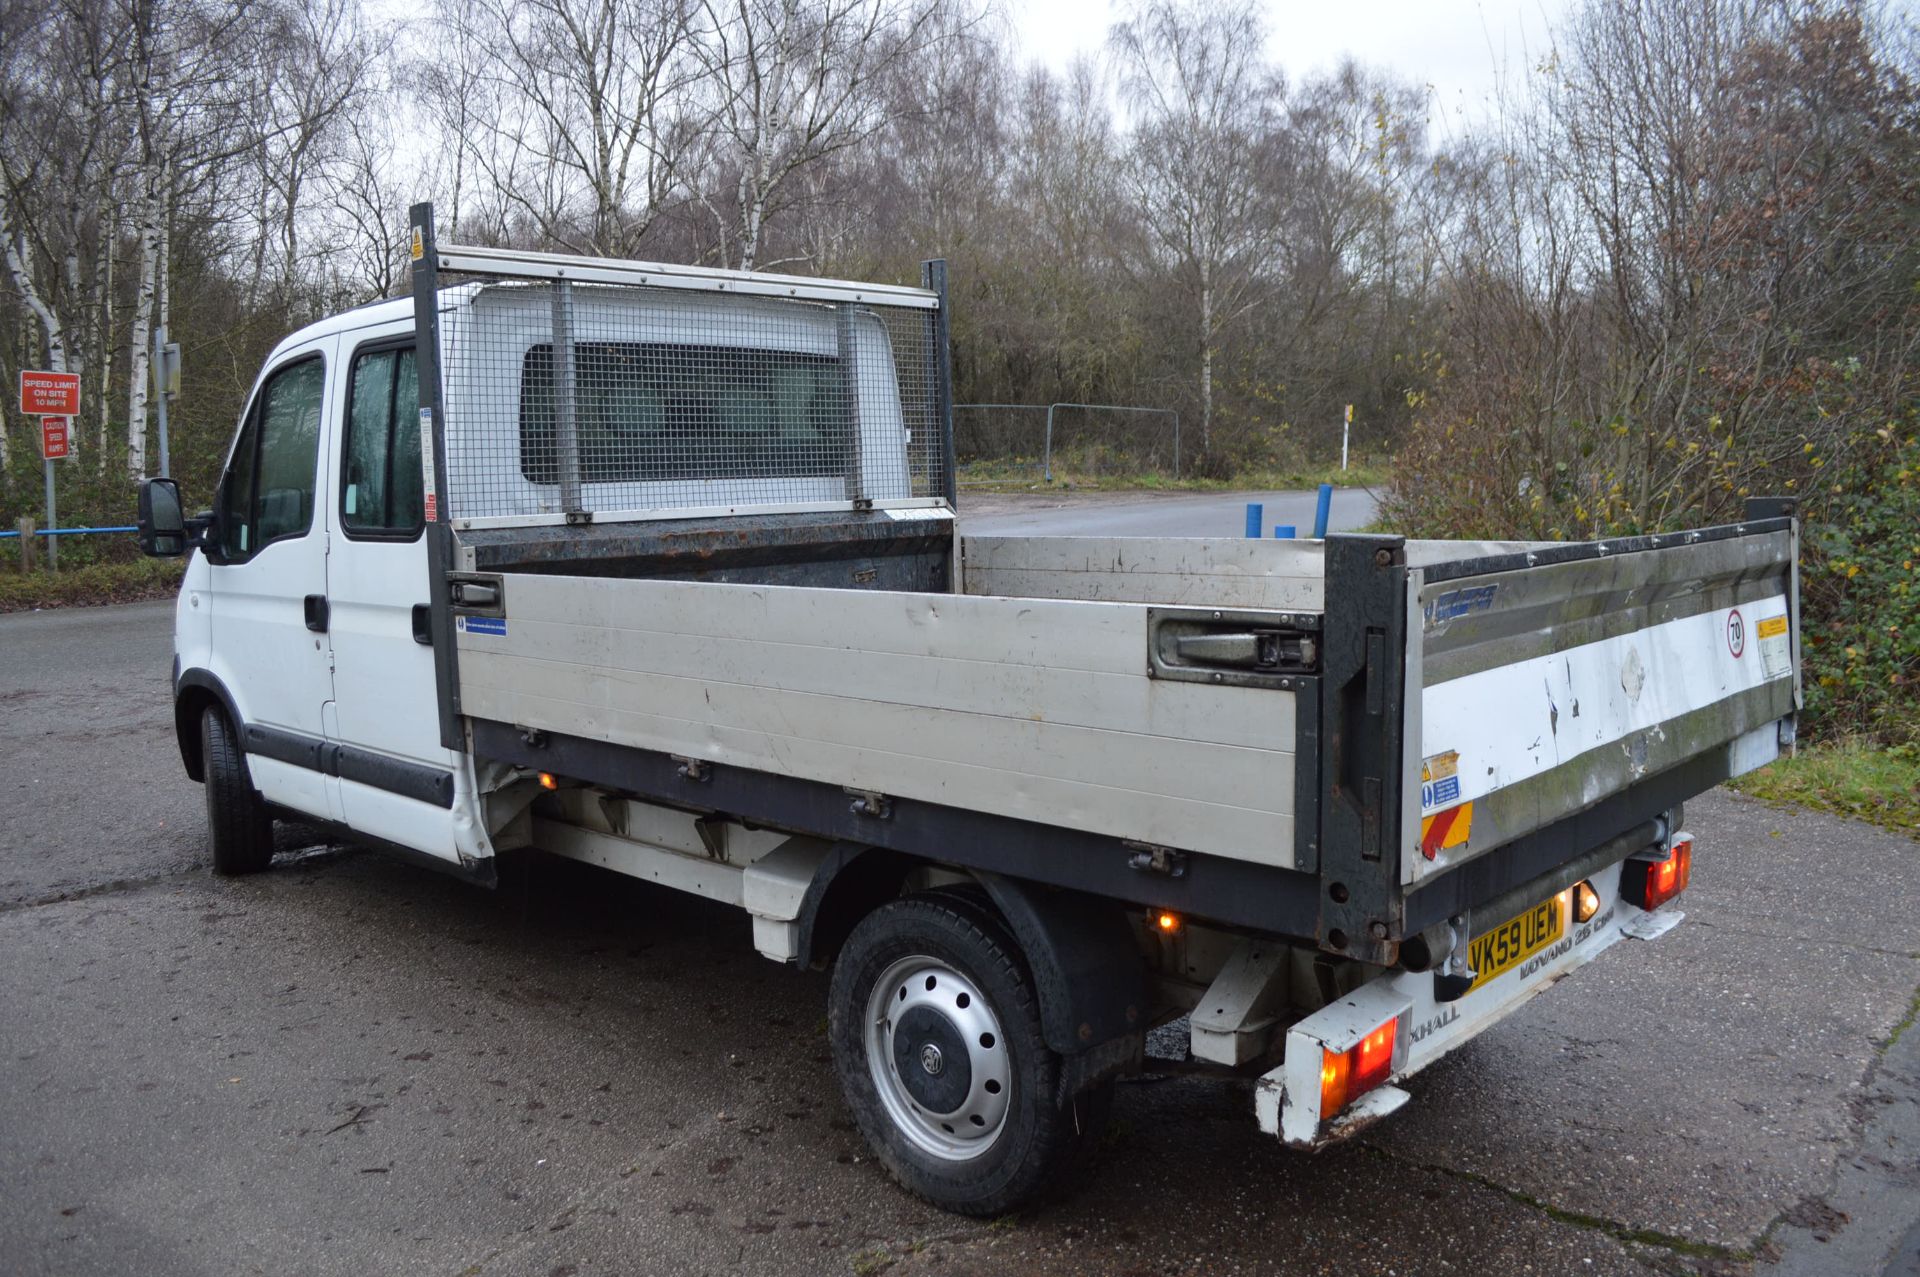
<box><xmin>162</xmin><ymin>300</ymin><xmax>464</xmax><ymax>869</ymax></box>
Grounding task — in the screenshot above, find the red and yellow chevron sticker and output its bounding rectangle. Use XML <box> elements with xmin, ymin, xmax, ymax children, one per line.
<box><xmin>1420</xmin><ymin>802</ymin><xmax>1473</xmax><ymax>859</ymax></box>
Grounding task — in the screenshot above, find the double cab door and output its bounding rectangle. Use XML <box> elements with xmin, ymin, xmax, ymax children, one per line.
<box><xmin>202</xmin><ymin>321</ymin><xmax>458</xmax><ymax>862</ymax></box>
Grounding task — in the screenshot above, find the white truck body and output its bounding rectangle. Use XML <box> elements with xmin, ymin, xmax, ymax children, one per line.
<box><xmin>141</xmin><ymin>216</ymin><xmax>1801</xmax><ymax>1212</ymax></box>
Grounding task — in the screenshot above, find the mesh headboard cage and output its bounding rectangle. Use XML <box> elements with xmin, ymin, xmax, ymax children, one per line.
<box><xmin>411</xmin><ymin>232</ymin><xmax>952</xmax><ymax>530</ymax></box>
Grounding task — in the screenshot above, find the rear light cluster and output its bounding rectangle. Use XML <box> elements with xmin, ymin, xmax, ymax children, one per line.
<box><xmin>1622</xmin><ymin>835</ymin><xmax>1693</xmax><ymax>910</ymax></box>
<box><xmin>1320</xmin><ymin>1019</ymin><xmax>1397</xmax><ymax>1119</ymax></box>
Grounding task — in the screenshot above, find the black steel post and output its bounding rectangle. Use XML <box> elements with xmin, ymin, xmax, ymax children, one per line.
<box><xmin>922</xmin><ymin>259</ymin><xmax>957</xmax><ymax>506</ymax></box>
<box><xmin>409</xmin><ymin>202</ymin><xmax>466</xmax><ymax>752</ymax></box>
<box><xmin>1315</xmin><ymin>533</ymin><xmax>1411</xmax><ymax>965</ymax></box>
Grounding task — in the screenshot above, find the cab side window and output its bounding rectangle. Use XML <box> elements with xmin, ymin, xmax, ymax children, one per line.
<box><xmin>342</xmin><ymin>344</ymin><xmax>423</xmax><ymax>537</ymax></box>
<box><xmin>217</xmin><ymin>355</ymin><xmax>325</xmax><ymax>560</ymax></box>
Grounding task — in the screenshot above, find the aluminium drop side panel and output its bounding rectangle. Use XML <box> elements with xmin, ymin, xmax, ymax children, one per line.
<box><xmin>452</xmin><ymin>572</ymin><xmax>1302</xmax><ymax>866</ymax></box>
<box><xmin>1403</xmin><ymin>522</ymin><xmax>1797</xmax><ymax>888</ymax></box>
<box><xmin>960</xmin><ymin>536</ymin><xmax>1327</xmax><ymax>611</ymax></box>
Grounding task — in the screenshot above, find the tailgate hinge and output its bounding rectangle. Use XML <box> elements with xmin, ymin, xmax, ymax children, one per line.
<box><xmin>1123</xmin><ymin>841</ymin><xmax>1188</xmax><ymax>878</ymax></box>
<box><xmin>845</xmin><ymin>788</ymin><xmax>892</xmax><ymax>819</ymax></box>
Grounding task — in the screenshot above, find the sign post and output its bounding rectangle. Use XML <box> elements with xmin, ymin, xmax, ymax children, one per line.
<box><xmin>21</xmin><ymin>372</ymin><xmax>81</xmax><ymax>573</ymax></box>
<box><xmin>38</xmin><ymin>418</ymin><xmax>74</xmax><ymax>572</ymax></box>
<box><xmin>1342</xmin><ymin>403</ymin><xmax>1353</xmax><ymax>472</ymax></box>
<box><xmin>153</xmin><ymin>325</ymin><xmax>181</xmax><ymax>478</ymax></box>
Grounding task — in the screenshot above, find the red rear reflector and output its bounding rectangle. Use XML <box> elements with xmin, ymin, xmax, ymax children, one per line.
<box><xmin>1623</xmin><ymin>838</ymin><xmax>1693</xmax><ymax>910</ymax></box>
<box><xmin>1320</xmin><ymin>1019</ymin><xmax>1398</xmax><ymax>1120</ymax></box>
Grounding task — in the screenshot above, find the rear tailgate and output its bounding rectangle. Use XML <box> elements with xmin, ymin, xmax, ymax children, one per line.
<box><xmin>1402</xmin><ymin>516</ymin><xmax>1799</xmax><ymax>891</ymax></box>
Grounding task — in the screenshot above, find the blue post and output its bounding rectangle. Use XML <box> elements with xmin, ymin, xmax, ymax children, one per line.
<box><xmin>1312</xmin><ymin>483</ymin><xmax>1334</xmax><ymax>539</ymax></box>
<box><xmin>1244</xmin><ymin>502</ymin><xmax>1263</xmax><ymax>539</ymax></box>
<box><xmin>1273</xmin><ymin>524</ymin><xmax>1296</xmax><ymax>539</ymax></box>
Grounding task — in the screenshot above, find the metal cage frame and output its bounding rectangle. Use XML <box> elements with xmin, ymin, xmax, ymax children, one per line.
<box><xmin>405</xmin><ymin>200</ymin><xmax>957</xmax><ymax>748</ymax></box>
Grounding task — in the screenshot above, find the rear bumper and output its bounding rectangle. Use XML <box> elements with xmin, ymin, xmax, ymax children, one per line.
<box><xmin>1256</xmin><ymin>859</ymin><xmax>1682</xmax><ymax>1146</ymax></box>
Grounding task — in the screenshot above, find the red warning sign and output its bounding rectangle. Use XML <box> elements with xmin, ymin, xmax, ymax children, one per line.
<box><xmin>20</xmin><ymin>370</ymin><xmax>80</xmax><ymax>416</ymax></box>
<box><xmin>41</xmin><ymin>416</ymin><xmax>73</xmax><ymax>461</ymax></box>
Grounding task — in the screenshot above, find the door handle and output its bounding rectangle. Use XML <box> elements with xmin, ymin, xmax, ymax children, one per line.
<box><xmin>303</xmin><ymin>594</ymin><xmax>329</xmax><ymax>633</ymax></box>
<box><xmin>1147</xmin><ymin>607</ymin><xmax>1320</xmax><ymax>688</ymax></box>
<box><xmin>1172</xmin><ymin>630</ymin><xmax>1317</xmax><ymax>670</ymax></box>
<box><xmin>411</xmin><ymin>604</ymin><xmax>433</xmax><ymax>645</ymax></box>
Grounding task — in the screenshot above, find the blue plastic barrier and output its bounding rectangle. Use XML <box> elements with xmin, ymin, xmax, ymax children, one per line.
<box><xmin>1312</xmin><ymin>484</ymin><xmax>1333</xmax><ymax>539</ymax></box>
<box><xmin>0</xmin><ymin>525</ymin><xmax>137</xmax><ymax>539</ymax></box>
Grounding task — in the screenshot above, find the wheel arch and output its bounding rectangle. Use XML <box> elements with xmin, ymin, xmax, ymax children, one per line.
<box><xmin>174</xmin><ymin>669</ymin><xmax>242</xmax><ymax>784</ymax></box>
<box><xmin>796</xmin><ymin>847</ymin><xmax>1147</xmax><ymax>1060</ymax></box>
<box><xmin>972</xmin><ymin>872</ymin><xmax>1147</xmax><ymax>1059</ymax></box>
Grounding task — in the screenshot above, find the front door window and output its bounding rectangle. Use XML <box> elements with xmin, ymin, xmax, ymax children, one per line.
<box><xmin>217</xmin><ymin>356</ymin><xmax>325</xmax><ymax>560</ymax></box>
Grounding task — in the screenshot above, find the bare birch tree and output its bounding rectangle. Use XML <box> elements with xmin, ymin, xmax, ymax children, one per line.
<box><xmin>1109</xmin><ymin>0</ymin><xmax>1283</xmax><ymax>462</ymax></box>
<box><xmin>446</xmin><ymin>0</ymin><xmax>698</xmax><ymax>255</ymax></box>
<box><xmin>120</xmin><ymin>0</ymin><xmax>264</xmax><ymax>477</ymax></box>
<box><xmin>692</xmin><ymin>0</ymin><xmax>951</xmax><ymax>270</ymax></box>
<box><xmin>241</xmin><ymin>0</ymin><xmax>384</xmax><ymax>313</ymax></box>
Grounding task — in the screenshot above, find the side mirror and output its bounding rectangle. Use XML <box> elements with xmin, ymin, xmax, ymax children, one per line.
<box><xmin>138</xmin><ymin>478</ymin><xmax>187</xmax><ymax>557</ymax></box>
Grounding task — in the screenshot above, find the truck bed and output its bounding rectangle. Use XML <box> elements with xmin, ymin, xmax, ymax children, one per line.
<box><xmin>447</xmin><ymin>514</ymin><xmax>1798</xmax><ymax>949</ymax></box>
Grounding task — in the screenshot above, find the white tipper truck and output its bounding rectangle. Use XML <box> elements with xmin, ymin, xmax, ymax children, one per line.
<box><xmin>134</xmin><ymin>205</ymin><xmax>1803</xmax><ymax>1215</ymax></box>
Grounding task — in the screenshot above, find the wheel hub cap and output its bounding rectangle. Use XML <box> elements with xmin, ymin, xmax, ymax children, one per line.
<box><xmin>865</xmin><ymin>956</ymin><xmax>1012</xmax><ymax>1163</ymax></box>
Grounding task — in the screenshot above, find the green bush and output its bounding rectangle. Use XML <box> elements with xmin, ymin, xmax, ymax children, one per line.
<box><xmin>1800</xmin><ymin>429</ymin><xmax>1920</xmax><ymax>745</ymax></box>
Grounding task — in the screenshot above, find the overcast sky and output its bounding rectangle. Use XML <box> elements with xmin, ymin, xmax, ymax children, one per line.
<box><xmin>1007</xmin><ymin>0</ymin><xmax>1571</xmax><ymax>138</ymax></box>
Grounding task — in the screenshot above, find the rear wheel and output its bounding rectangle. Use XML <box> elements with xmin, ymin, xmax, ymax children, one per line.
<box><xmin>200</xmin><ymin>706</ymin><xmax>275</xmax><ymax>876</ymax></box>
<box><xmin>829</xmin><ymin>895</ymin><xmax>1094</xmax><ymax>1215</ymax></box>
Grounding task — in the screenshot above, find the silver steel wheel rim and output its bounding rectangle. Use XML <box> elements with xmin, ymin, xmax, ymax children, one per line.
<box><xmin>864</xmin><ymin>954</ymin><xmax>1012</xmax><ymax>1162</ymax></box>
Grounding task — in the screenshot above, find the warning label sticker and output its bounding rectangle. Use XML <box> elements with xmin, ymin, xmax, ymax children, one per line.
<box><xmin>1758</xmin><ymin>613</ymin><xmax>1791</xmax><ymax>678</ymax></box>
<box><xmin>1420</xmin><ymin>751</ymin><xmax>1462</xmax><ymax>812</ymax></box>
<box><xmin>419</xmin><ymin>408</ymin><xmax>438</xmax><ymax>523</ymax></box>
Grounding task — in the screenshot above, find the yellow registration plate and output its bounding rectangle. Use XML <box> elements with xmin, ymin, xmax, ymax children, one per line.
<box><xmin>1468</xmin><ymin>896</ymin><xmax>1565</xmax><ymax>991</ymax></box>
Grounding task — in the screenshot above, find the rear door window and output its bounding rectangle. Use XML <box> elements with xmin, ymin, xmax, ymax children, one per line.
<box><xmin>341</xmin><ymin>344</ymin><xmax>423</xmax><ymax>537</ymax></box>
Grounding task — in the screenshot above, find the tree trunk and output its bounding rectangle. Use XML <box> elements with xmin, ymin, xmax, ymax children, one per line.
<box><xmin>158</xmin><ymin>175</ymin><xmax>171</xmax><ymax>337</ymax></box>
<box><xmin>738</xmin><ymin>159</ymin><xmax>764</xmax><ymax>272</ymax></box>
<box><xmin>93</xmin><ymin>196</ymin><xmax>115</xmax><ymax>474</ymax></box>
<box><xmin>1199</xmin><ymin>274</ymin><xmax>1214</xmax><ymax>457</ymax></box>
<box><xmin>127</xmin><ymin>179</ymin><xmax>161</xmax><ymax>480</ymax></box>
<box><xmin>3</xmin><ymin>223</ymin><xmax>71</xmax><ymax>476</ymax></box>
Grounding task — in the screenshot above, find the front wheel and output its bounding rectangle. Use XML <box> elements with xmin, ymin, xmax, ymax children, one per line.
<box><xmin>828</xmin><ymin>895</ymin><xmax>1091</xmax><ymax>1215</ymax></box>
<box><xmin>200</xmin><ymin>706</ymin><xmax>275</xmax><ymax>876</ymax></box>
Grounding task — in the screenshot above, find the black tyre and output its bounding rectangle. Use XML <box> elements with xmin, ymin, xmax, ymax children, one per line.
<box><xmin>200</xmin><ymin>706</ymin><xmax>275</xmax><ymax>876</ymax></box>
<box><xmin>829</xmin><ymin>894</ymin><xmax>1093</xmax><ymax>1215</ymax></box>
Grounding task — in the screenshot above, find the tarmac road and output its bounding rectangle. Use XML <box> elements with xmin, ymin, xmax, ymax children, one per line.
<box><xmin>2</xmin><ymin>526</ymin><xmax>1917</xmax><ymax>1276</ymax></box>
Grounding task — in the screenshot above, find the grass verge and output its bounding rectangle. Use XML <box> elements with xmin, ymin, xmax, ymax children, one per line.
<box><xmin>1728</xmin><ymin>739</ymin><xmax>1920</xmax><ymax>838</ymax></box>
<box><xmin>0</xmin><ymin>559</ymin><xmax>186</xmax><ymax>613</ymax></box>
